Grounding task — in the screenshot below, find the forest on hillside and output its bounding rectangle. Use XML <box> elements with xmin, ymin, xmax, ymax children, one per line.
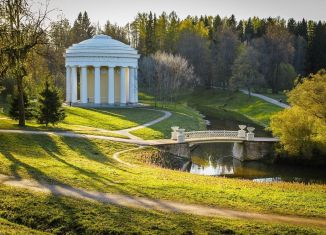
<box><xmin>1</xmin><ymin>8</ymin><xmax>326</xmax><ymax>99</ymax></box>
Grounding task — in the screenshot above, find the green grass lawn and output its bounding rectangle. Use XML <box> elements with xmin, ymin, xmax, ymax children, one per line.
<box><xmin>0</xmin><ymin>106</ymin><xmax>163</xmax><ymax>138</ymax></box>
<box><xmin>186</xmin><ymin>88</ymin><xmax>283</xmax><ymax>127</ymax></box>
<box><xmin>0</xmin><ymin>133</ymin><xmax>325</xmax><ymax>219</ymax></box>
<box><xmin>129</xmin><ymin>92</ymin><xmax>206</xmax><ymax>139</ymax></box>
<box><xmin>1</xmin><ymin>185</ymin><xmax>323</xmax><ymax>235</ymax></box>
<box><xmin>0</xmin><ymin>217</ymin><xmax>49</xmax><ymax>235</ymax></box>
<box><xmin>131</xmin><ymin>104</ymin><xmax>206</xmax><ymax>139</ymax></box>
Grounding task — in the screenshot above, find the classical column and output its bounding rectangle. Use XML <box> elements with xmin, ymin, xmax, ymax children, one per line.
<box><xmin>65</xmin><ymin>66</ymin><xmax>71</xmax><ymax>102</ymax></box>
<box><xmin>135</xmin><ymin>68</ymin><xmax>138</xmax><ymax>103</ymax></box>
<box><xmin>129</xmin><ymin>67</ymin><xmax>135</xmax><ymax>103</ymax></box>
<box><xmin>94</xmin><ymin>66</ymin><xmax>101</xmax><ymax>104</ymax></box>
<box><xmin>120</xmin><ymin>67</ymin><xmax>126</xmax><ymax>105</ymax></box>
<box><xmin>126</xmin><ymin>68</ymin><xmax>130</xmax><ymax>103</ymax></box>
<box><xmin>71</xmin><ymin>66</ymin><xmax>78</xmax><ymax>103</ymax></box>
<box><xmin>108</xmin><ymin>67</ymin><xmax>115</xmax><ymax>105</ymax></box>
<box><xmin>80</xmin><ymin>66</ymin><xmax>88</xmax><ymax>103</ymax></box>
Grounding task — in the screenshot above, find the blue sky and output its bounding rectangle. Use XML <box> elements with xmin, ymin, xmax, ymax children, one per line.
<box><xmin>48</xmin><ymin>0</ymin><xmax>326</xmax><ymax>26</ymax></box>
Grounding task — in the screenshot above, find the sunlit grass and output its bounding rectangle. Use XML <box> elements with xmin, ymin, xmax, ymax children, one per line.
<box><xmin>0</xmin><ymin>106</ymin><xmax>163</xmax><ymax>138</ymax></box>
<box><xmin>129</xmin><ymin>92</ymin><xmax>206</xmax><ymax>139</ymax></box>
<box><xmin>0</xmin><ymin>133</ymin><xmax>325</xmax><ymax>218</ymax></box>
<box><xmin>0</xmin><ymin>185</ymin><xmax>323</xmax><ymax>235</ymax></box>
<box><xmin>186</xmin><ymin>89</ymin><xmax>283</xmax><ymax>127</ymax></box>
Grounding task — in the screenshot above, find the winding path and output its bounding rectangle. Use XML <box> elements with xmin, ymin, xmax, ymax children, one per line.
<box><xmin>0</xmin><ymin>173</ymin><xmax>325</xmax><ymax>228</ymax></box>
<box><xmin>0</xmin><ymin>108</ymin><xmax>173</xmax><ymax>145</ymax></box>
<box><xmin>0</xmin><ymin>129</ymin><xmax>174</xmax><ymax>145</ymax></box>
<box><xmin>240</xmin><ymin>89</ymin><xmax>290</xmax><ymax>108</ymax></box>
<box><xmin>110</xmin><ymin>109</ymin><xmax>172</xmax><ymax>140</ymax></box>
<box><xmin>2</xmin><ymin>108</ymin><xmax>324</xmax><ymax>229</ymax></box>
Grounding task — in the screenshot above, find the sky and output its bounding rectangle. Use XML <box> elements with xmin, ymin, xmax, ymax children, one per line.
<box><xmin>48</xmin><ymin>0</ymin><xmax>326</xmax><ymax>26</ymax></box>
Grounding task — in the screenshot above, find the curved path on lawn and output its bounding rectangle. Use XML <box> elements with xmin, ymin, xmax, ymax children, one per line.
<box><xmin>0</xmin><ymin>108</ymin><xmax>173</xmax><ymax>144</ymax></box>
<box><xmin>0</xmin><ymin>172</ymin><xmax>325</xmax><ymax>228</ymax></box>
<box><xmin>240</xmin><ymin>89</ymin><xmax>290</xmax><ymax>108</ymax></box>
<box><xmin>0</xmin><ymin>129</ymin><xmax>174</xmax><ymax>145</ymax></box>
<box><xmin>110</xmin><ymin>109</ymin><xmax>172</xmax><ymax>140</ymax></box>
<box><xmin>1</xmin><ymin>113</ymin><xmax>326</xmax><ymax>228</ymax></box>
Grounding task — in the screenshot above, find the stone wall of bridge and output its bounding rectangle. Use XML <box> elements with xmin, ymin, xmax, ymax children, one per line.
<box><xmin>232</xmin><ymin>141</ymin><xmax>276</xmax><ymax>161</ymax></box>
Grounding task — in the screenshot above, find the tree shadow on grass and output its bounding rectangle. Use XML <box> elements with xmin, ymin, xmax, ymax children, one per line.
<box><xmin>0</xmin><ymin>184</ymin><xmax>219</xmax><ymax>235</ymax></box>
<box><xmin>57</xmin><ymin>136</ymin><xmax>134</xmax><ymax>172</ymax></box>
<box><xmin>0</xmin><ymin>133</ymin><xmax>187</xmax><ymax>213</ymax></box>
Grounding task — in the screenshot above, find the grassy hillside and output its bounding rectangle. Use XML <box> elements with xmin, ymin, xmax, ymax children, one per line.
<box><xmin>0</xmin><ymin>133</ymin><xmax>325</xmax><ymax>218</ymax></box>
<box><xmin>187</xmin><ymin>88</ymin><xmax>283</xmax><ymax>127</ymax></box>
<box><xmin>0</xmin><ymin>185</ymin><xmax>323</xmax><ymax>235</ymax></box>
<box><xmin>131</xmin><ymin>103</ymin><xmax>206</xmax><ymax>139</ymax></box>
<box><xmin>0</xmin><ymin>106</ymin><xmax>163</xmax><ymax>138</ymax></box>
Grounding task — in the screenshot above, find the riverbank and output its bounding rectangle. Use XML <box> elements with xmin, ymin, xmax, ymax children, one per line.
<box><xmin>185</xmin><ymin>88</ymin><xmax>283</xmax><ymax>128</ymax></box>
<box><xmin>0</xmin><ymin>134</ymin><xmax>325</xmax><ymax>218</ymax></box>
<box><xmin>0</xmin><ymin>99</ymin><xmax>325</xmax><ymax>233</ymax></box>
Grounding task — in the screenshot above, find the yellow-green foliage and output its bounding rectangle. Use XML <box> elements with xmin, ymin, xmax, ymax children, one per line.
<box><xmin>271</xmin><ymin>106</ymin><xmax>321</xmax><ymax>156</ymax></box>
<box><xmin>271</xmin><ymin>70</ymin><xmax>326</xmax><ymax>157</ymax></box>
<box><xmin>288</xmin><ymin>70</ymin><xmax>326</xmax><ymax>120</ymax></box>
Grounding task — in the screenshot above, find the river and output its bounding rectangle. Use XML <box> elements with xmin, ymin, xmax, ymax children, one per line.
<box><xmin>185</xmin><ymin>106</ymin><xmax>326</xmax><ymax>184</ymax></box>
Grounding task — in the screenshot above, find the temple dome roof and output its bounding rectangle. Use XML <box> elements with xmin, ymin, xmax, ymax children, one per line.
<box><xmin>65</xmin><ymin>34</ymin><xmax>139</xmax><ymax>58</ymax></box>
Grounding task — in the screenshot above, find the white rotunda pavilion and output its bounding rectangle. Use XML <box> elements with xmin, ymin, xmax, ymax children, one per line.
<box><xmin>65</xmin><ymin>34</ymin><xmax>140</xmax><ymax>106</ymax></box>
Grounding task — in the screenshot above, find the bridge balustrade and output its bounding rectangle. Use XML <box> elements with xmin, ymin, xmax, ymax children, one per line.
<box><xmin>184</xmin><ymin>130</ymin><xmax>240</xmax><ymax>140</ymax></box>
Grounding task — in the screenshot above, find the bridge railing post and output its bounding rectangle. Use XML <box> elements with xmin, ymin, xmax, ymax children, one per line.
<box><xmin>171</xmin><ymin>126</ymin><xmax>179</xmax><ymax>140</ymax></box>
<box><xmin>238</xmin><ymin>125</ymin><xmax>247</xmax><ymax>138</ymax></box>
<box><xmin>177</xmin><ymin>129</ymin><xmax>185</xmax><ymax>143</ymax></box>
<box><xmin>246</xmin><ymin>127</ymin><xmax>255</xmax><ymax>141</ymax></box>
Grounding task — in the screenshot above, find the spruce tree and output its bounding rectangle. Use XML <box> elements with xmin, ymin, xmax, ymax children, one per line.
<box><xmin>37</xmin><ymin>81</ymin><xmax>65</xmax><ymax>126</ymax></box>
<box><xmin>9</xmin><ymin>91</ymin><xmax>34</xmax><ymax>120</ymax></box>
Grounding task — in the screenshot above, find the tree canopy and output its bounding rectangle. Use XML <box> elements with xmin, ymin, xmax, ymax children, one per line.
<box><xmin>270</xmin><ymin>70</ymin><xmax>326</xmax><ymax>158</ymax></box>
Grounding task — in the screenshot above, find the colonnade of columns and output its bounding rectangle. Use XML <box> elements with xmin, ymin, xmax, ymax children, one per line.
<box><xmin>65</xmin><ymin>65</ymin><xmax>138</xmax><ymax>105</ymax></box>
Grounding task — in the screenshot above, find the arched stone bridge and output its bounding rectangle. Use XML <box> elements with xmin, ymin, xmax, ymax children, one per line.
<box><xmin>155</xmin><ymin>127</ymin><xmax>279</xmax><ymax>162</ymax></box>
<box><xmin>171</xmin><ymin>128</ymin><xmax>279</xmax><ymax>144</ymax></box>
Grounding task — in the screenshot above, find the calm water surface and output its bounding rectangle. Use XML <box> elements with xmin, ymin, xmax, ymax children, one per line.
<box><xmin>189</xmin><ymin>143</ymin><xmax>326</xmax><ymax>184</ymax></box>
<box><xmin>184</xmin><ymin>107</ymin><xmax>326</xmax><ymax>184</ymax></box>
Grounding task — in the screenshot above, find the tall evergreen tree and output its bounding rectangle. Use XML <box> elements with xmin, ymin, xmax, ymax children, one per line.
<box><xmin>307</xmin><ymin>21</ymin><xmax>326</xmax><ymax>73</ymax></box>
<box><xmin>37</xmin><ymin>81</ymin><xmax>65</xmax><ymax>126</ymax></box>
<box><xmin>145</xmin><ymin>12</ymin><xmax>156</xmax><ymax>55</ymax></box>
<box><xmin>9</xmin><ymin>91</ymin><xmax>34</xmax><ymax>120</ymax></box>
<box><xmin>244</xmin><ymin>18</ymin><xmax>254</xmax><ymax>43</ymax></box>
<box><xmin>226</xmin><ymin>14</ymin><xmax>237</xmax><ymax>30</ymax></box>
<box><xmin>297</xmin><ymin>19</ymin><xmax>308</xmax><ymax>40</ymax></box>
<box><xmin>287</xmin><ymin>18</ymin><xmax>297</xmax><ymax>35</ymax></box>
<box><xmin>71</xmin><ymin>11</ymin><xmax>95</xmax><ymax>43</ymax></box>
<box><xmin>103</xmin><ymin>20</ymin><xmax>129</xmax><ymax>44</ymax></box>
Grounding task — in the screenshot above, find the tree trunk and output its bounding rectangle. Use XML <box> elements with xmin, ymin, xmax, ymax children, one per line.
<box><xmin>17</xmin><ymin>77</ymin><xmax>26</xmax><ymax>127</ymax></box>
<box><xmin>272</xmin><ymin>64</ymin><xmax>279</xmax><ymax>94</ymax></box>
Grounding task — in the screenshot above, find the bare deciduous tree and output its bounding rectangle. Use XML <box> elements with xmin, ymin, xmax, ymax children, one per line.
<box><xmin>0</xmin><ymin>0</ymin><xmax>51</xmax><ymax>126</ymax></box>
<box><xmin>139</xmin><ymin>52</ymin><xmax>197</xmax><ymax>106</ymax></box>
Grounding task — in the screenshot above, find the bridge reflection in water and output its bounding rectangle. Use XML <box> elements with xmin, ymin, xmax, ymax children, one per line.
<box><xmin>183</xmin><ymin>143</ymin><xmax>326</xmax><ymax>184</ymax></box>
